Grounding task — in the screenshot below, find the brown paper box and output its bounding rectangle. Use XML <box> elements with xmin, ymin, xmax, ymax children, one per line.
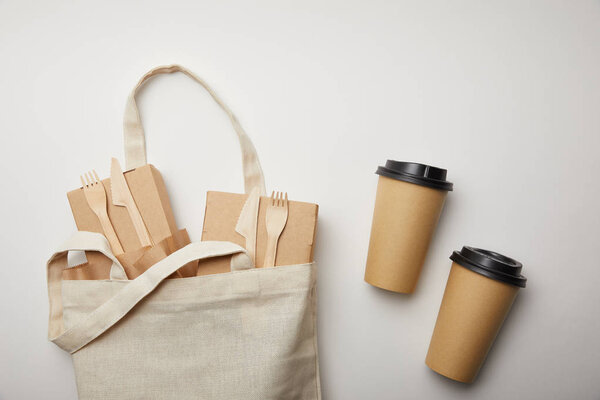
<box><xmin>199</xmin><ymin>191</ymin><xmax>318</xmax><ymax>275</ymax></box>
<box><xmin>364</xmin><ymin>176</ymin><xmax>447</xmax><ymax>293</ymax></box>
<box><xmin>425</xmin><ymin>262</ymin><xmax>519</xmax><ymax>383</ymax></box>
<box><xmin>67</xmin><ymin>164</ymin><xmax>177</xmax><ymax>250</ymax></box>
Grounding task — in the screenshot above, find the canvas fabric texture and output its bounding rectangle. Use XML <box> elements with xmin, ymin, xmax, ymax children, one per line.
<box><xmin>47</xmin><ymin>65</ymin><xmax>321</xmax><ymax>399</ymax></box>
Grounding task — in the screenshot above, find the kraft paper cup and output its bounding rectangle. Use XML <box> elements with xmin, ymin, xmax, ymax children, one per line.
<box><xmin>364</xmin><ymin>160</ymin><xmax>453</xmax><ymax>293</ymax></box>
<box><xmin>426</xmin><ymin>247</ymin><xmax>527</xmax><ymax>383</ymax></box>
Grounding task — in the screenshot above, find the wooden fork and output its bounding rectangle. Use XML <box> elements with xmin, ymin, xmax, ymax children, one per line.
<box><xmin>81</xmin><ymin>170</ymin><xmax>124</xmax><ymax>255</ymax></box>
<box><xmin>263</xmin><ymin>191</ymin><xmax>289</xmax><ymax>268</ymax></box>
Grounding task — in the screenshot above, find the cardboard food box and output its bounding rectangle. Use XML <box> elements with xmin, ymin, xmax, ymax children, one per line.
<box><xmin>64</xmin><ymin>164</ymin><xmax>196</xmax><ymax>279</ymax></box>
<box><xmin>199</xmin><ymin>191</ymin><xmax>318</xmax><ymax>275</ymax></box>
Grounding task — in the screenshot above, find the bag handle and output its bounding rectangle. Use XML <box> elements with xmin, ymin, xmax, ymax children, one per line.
<box><xmin>48</xmin><ymin>231</ymin><xmax>253</xmax><ymax>353</ymax></box>
<box><xmin>123</xmin><ymin>64</ymin><xmax>266</xmax><ymax>195</ymax></box>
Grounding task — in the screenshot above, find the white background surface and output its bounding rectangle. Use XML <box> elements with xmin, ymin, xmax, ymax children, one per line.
<box><xmin>1</xmin><ymin>1</ymin><xmax>599</xmax><ymax>399</ymax></box>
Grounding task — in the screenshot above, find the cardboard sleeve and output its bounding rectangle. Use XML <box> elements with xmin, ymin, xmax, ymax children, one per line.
<box><xmin>365</xmin><ymin>176</ymin><xmax>447</xmax><ymax>293</ymax></box>
<box><xmin>199</xmin><ymin>191</ymin><xmax>318</xmax><ymax>275</ymax></box>
<box><xmin>60</xmin><ymin>258</ymin><xmax>113</xmax><ymax>281</ymax></box>
<box><xmin>425</xmin><ymin>262</ymin><xmax>520</xmax><ymax>383</ymax></box>
<box><xmin>119</xmin><ymin>229</ymin><xmax>197</xmax><ymax>279</ymax></box>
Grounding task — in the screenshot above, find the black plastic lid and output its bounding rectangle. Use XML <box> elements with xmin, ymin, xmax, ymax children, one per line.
<box><xmin>450</xmin><ymin>247</ymin><xmax>527</xmax><ymax>288</ymax></box>
<box><xmin>375</xmin><ymin>160</ymin><xmax>453</xmax><ymax>191</ymax></box>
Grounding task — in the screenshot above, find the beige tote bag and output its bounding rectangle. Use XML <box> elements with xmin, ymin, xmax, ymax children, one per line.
<box><xmin>47</xmin><ymin>65</ymin><xmax>321</xmax><ymax>400</ymax></box>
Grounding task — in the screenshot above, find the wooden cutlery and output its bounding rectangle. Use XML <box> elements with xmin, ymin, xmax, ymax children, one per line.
<box><xmin>80</xmin><ymin>161</ymin><xmax>292</xmax><ymax>272</ymax></box>
<box><xmin>80</xmin><ymin>170</ymin><xmax>124</xmax><ymax>255</ymax></box>
<box><xmin>263</xmin><ymin>191</ymin><xmax>289</xmax><ymax>268</ymax></box>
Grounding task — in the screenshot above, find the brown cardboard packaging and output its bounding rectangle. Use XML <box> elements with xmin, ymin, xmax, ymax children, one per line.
<box><xmin>119</xmin><ymin>229</ymin><xmax>196</xmax><ymax>279</ymax></box>
<box><xmin>364</xmin><ymin>176</ymin><xmax>447</xmax><ymax>293</ymax></box>
<box><xmin>65</xmin><ymin>164</ymin><xmax>193</xmax><ymax>279</ymax></box>
<box><xmin>199</xmin><ymin>191</ymin><xmax>318</xmax><ymax>275</ymax></box>
<box><xmin>62</xmin><ymin>229</ymin><xmax>195</xmax><ymax>280</ymax></box>
<box><xmin>61</xmin><ymin>257</ymin><xmax>113</xmax><ymax>280</ymax></box>
<box><xmin>68</xmin><ymin>165</ymin><xmax>177</xmax><ymax>247</ymax></box>
<box><xmin>425</xmin><ymin>262</ymin><xmax>520</xmax><ymax>383</ymax></box>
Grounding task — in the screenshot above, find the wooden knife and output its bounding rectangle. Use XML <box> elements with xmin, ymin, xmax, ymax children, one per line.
<box><xmin>110</xmin><ymin>157</ymin><xmax>153</xmax><ymax>247</ymax></box>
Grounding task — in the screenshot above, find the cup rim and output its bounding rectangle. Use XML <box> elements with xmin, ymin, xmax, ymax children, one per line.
<box><xmin>376</xmin><ymin>160</ymin><xmax>454</xmax><ymax>191</ymax></box>
<box><xmin>450</xmin><ymin>246</ymin><xmax>527</xmax><ymax>288</ymax></box>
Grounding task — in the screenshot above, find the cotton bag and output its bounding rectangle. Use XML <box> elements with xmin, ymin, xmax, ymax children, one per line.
<box><xmin>47</xmin><ymin>65</ymin><xmax>321</xmax><ymax>400</ymax></box>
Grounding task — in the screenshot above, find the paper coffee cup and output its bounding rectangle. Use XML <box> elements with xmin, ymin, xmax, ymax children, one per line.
<box><xmin>364</xmin><ymin>160</ymin><xmax>453</xmax><ymax>293</ymax></box>
<box><xmin>426</xmin><ymin>247</ymin><xmax>527</xmax><ymax>383</ymax></box>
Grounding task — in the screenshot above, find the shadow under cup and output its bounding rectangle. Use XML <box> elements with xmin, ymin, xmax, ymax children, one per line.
<box><xmin>425</xmin><ymin>247</ymin><xmax>527</xmax><ymax>383</ymax></box>
<box><xmin>364</xmin><ymin>160</ymin><xmax>453</xmax><ymax>294</ymax></box>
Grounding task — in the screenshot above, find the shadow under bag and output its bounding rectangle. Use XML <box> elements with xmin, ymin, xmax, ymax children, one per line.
<box><xmin>46</xmin><ymin>65</ymin><xmax>321</xmax><ymax>400</ymax></box>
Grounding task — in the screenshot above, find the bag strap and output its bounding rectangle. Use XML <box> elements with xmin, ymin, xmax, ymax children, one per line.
<box><xmin>123</xmin><ymin>64</ymin><xmax>266</xmax><ymax>195</ymax></box>
<box><xmin>48</xmin><ymin>231</ymin><xmax>252</xmax><ymax>353</ymax></box>
<box><xmin>47</xmin><ymin>232</ymin><xmax>128</xmax><ymax>350</ymax></box>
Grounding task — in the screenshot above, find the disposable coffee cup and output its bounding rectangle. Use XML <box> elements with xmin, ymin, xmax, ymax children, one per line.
<box><xmin>364</xmin><ymin>160</ymin><xmax>453</xmax><ymax>293</ymax></box>
<box><xmin>426</xmin><ymin>247</ymin><xmax>527</xmax><ymax>383</ymax></box>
